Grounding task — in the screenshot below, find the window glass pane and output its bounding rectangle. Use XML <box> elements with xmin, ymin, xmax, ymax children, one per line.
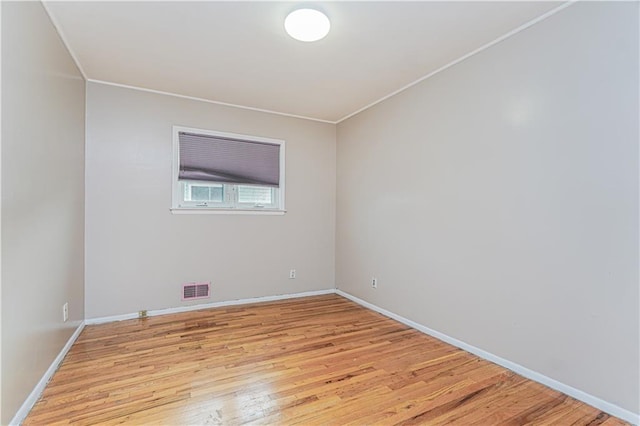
<box><xmin>185</xmin><ymin>183</ymin><xmax>223</xmax><ymax>202</ymax></box>
<box><xmin>238</xmin><ymin>185</ymin><xmax>272</xmax><ymax>204</ymax></box>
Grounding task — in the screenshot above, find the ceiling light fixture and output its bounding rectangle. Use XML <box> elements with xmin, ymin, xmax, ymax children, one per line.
<box><xmin>284</xmin><ymin>8</ymin><xmax>330</xmax><ymax>42</ymax></box>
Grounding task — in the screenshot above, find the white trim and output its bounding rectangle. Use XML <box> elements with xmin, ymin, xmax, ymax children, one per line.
<box><xmin>85</xmin><ymin>312</ymin><xmax>139</xmax><ymax>325</ymax></box>
<box><xmin>41</xmin><ymin>2</ymin><xmax>87</xmax><ymax>80</ymax></box>
<box><xmin>170</xmin><ymin>208</ymin><xmax>286</xmax><ymax>215</ymax></box>
<box><xmin>87</xmin><ymin>79</ymin><xmax>335</xmax><ymax>124</ymax></box>
<box><xmin>336</xmin><ymin>1</ymin><xmax>577</xmax><ymax>123</ymax></box>
<box><xmin>17</xmin><ymin>290</ymin><xmax>638</xmax><ymax>425</ymax></box>
<box><xmin>15</xmin><ymin>288</ymin><xmax>640</xmax><ymax>425</ymax></box>
<box><xmin>9</xmin><ymin>321</ymin><xmax>86</xmax><ymax>426</ymax></box>
<box><xmin>335</xmin><ymin>289</ymin><xmax>639</xmax><ymax>425</ymax></box>
<box><xmin>46</xmin><ymin>2</ymin><xmax>577</xmax><ymax>125</ymax></box>
<box><xmin>85</xmin><ymin>289</ymin><xmax>335</xmax><ymax>325</ymax></box>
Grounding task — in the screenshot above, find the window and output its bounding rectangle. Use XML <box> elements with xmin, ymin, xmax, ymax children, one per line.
<box><xmin>172</xmin><ymin>126</ymin><xmax>285</xmax><ymax>213</ymax></box>
<box><xmin>184</xmin><ymin>182</ymin><xmax>224</xmax><ymax>203</ymax></box>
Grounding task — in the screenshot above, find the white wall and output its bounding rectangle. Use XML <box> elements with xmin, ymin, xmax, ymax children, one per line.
<box><xmin>336</xmin><ymin>1</ymin><xmax>638</xmax><ymax>415</ymax></box>
<box><xmin>85</xmin><ymin>82</ymin><xmax>336</xmax><ymax>319</ymax></box>
<box><xmin>1</xmin><ymin>2</ymin><xmax>86</xmax><ymax>423</ymax></box>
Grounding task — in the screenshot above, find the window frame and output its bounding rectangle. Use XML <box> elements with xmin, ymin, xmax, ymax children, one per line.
<box><xmin>171</xmin><ymin>126</ymin><xmax>286</xmax><ymax>215</ymax></box>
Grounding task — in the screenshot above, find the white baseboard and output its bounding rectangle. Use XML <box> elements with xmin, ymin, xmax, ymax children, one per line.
<box><xmin>85</xmin><ymin>288</ymin><xmax>335</xmax><ymax>325</ymax></box>
<box><xmin>16</xmin><ymin>289</ymin><xmax>638</xmax><ymax>426</ymax></box>
<box><xmin>335</xmin><ymin>289</ymin><xmax>639</xmax><ymax>425</ymax></box>
<box><xmin>9</xmin><ymin>321</ymin><xmax>86</xmax><ymax>426</ymax></box>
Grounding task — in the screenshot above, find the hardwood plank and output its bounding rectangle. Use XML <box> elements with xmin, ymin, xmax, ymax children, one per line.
<box><xmin>23</xmin><ymin>294</ymin><xmax>629</xmax><ymax>425</ymax></box>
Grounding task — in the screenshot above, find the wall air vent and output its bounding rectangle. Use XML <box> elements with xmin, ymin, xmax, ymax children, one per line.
<box><xmin>182</xmin><ymin>282</ymin><xmax>210</xmax><ymax>300</ymax></box>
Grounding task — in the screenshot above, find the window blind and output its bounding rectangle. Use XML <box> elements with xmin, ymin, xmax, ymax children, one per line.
<box><xmin>178</xmin><ymin>132</ymin><xmax>280</xmax><ymax>187</ymax></box>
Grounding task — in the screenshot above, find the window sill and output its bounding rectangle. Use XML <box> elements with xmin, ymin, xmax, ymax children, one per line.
<box><xmin>170</xmin><ymin>207</ymin><xmax>286</xmax><ymax>215</ymax></box>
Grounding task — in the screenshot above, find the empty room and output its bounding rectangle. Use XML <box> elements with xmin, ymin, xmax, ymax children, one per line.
<box><xmin>1</xmin><ymin>0</ymin><xmax>638</xmax><ymax>424</ymax></box>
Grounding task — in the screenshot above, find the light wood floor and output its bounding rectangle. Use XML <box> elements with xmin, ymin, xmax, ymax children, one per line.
<box><xmin>25</xmin><ymin>294</ymin><xmax>628</xmax><ymax>425</ymax></box>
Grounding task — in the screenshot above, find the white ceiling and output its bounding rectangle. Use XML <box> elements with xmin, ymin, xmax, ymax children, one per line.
<box><xmin>44</xmin><ymin>1</ymin><xmax>563</xmax><ymax>123</ymax></box>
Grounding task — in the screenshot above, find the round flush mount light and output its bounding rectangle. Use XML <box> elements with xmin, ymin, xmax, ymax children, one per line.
<box><xmin>284</xmin><ymin>8</ymin><xmax>330</xmax><ymax>42</ymax></box>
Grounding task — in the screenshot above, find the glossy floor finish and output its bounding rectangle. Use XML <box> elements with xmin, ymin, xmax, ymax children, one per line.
<box><xmin>25</xmin><ymin>295</ymin><xmax>628</xmax><ymax>425</ymax></box>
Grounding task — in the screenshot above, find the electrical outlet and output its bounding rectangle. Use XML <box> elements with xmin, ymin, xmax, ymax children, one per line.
<box><xmin>139</xmin><ymin>310</ymin><xmax>148</xmax><ymax>319</ymax></box>
<box><xmin>62</xmin><ymin>302</ymin><xmax>69</xmax><ymax>322</ymax></box>
<box><xmin>372</xmin><ymin>278</ymin><xmax>378</xmax><ymax>289</ymax></box>
<box><xmin>289</xmin><ymin>269</ymin><xmax>296</xmax><ymax>279</ymax></box>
